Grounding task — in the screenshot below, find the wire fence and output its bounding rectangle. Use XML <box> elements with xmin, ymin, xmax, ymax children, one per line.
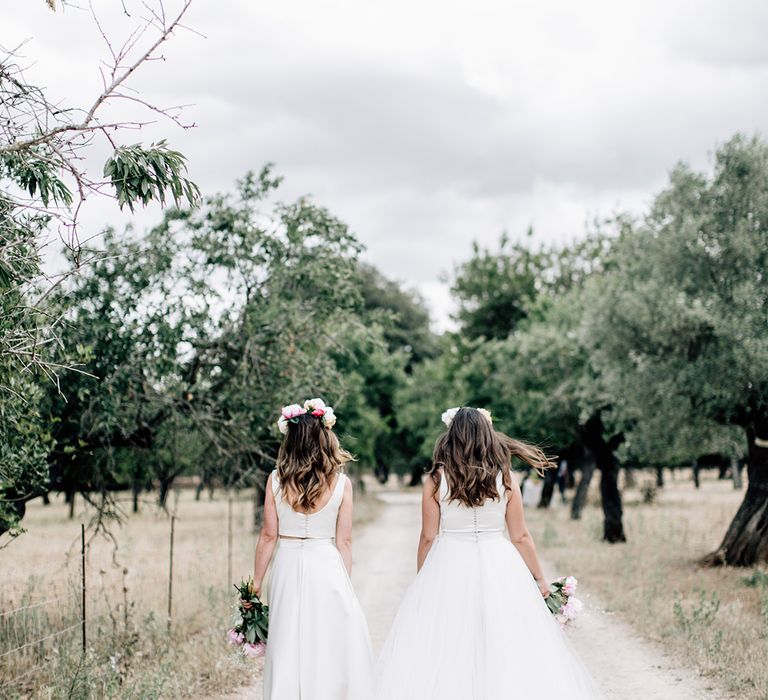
<box><xmin>0</xmin><ymin>495</ymin><xmax>252</xmax><ymax>696</ymax></box>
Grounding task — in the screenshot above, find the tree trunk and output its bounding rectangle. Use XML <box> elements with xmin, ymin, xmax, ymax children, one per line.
<box><xmin>538</xmin><ymin>467</ymin><xmax>557</xmax><ymax>508</ymax></box>
<box><xmin>580</xmin><ymin>414</ymin><xmax>626</xmax><ymax>542</ymax></box>
<box><xmin>692</xmin><ymin>459</ymin><xmax>701</xmax><ymax>489</ymax></box>
<box><xmin>132</xmin><ymin>481</ymin><xmax>141</xmax><ymax>514</ymax></box>
<box><xmin>158</xmin><ymin>477</ymin><xmax>173</xmax><ymax>508</ymax></box>
<box><xmin>66</xmin><ymin>489</ymin><xmax>76</xmax><ymax>519</ymax></box>
<box><xmin>42</xmin><ymin>493</ymin><xmax>50</xmax><ymax>506</ymax></box>
<box><xmin>656</xmin><ymin>466</ymin><xmax>665</xmax><ymax>488</ymax></box>
<box><xmin>570</xmin><ymin>454</ymin><xmax>596</xmax><ymax>520</ymax></box>
<box><xmin>731</xmin><ymin>456</ymin><xmax>743</xmax><ymax>490</ymax></box>
<box><xmin>702</xmin><ymin>420</ymin><xmax>768</xmax><ymax>567</ymax></box>
<box><xmin>408</xmin><ymin>464</ymin><xmax>424</xmax><ymax>488</ymax></box>
<box><xmin>599</xmin><ymin>459</ymin><xmax>626</xmax><ymax>543</ymax></box>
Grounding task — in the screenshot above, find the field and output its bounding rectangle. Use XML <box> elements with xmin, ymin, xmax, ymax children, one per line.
<box><xmin>1</xmin><ymin>489</ymin><xmax>262</xmax><ymax>699</ymax></box>
<box><xmin>2</xmin><ymin>471</ymin><xmax>766</xmax><ymax>700</ymax></box>
<box><xmin>1</xmin><ymin>487</ymin><xmax>380</xmax><ymax>700</ymax></box>
<box><xmin>526</xmin><ymin>470</ymin><xmax>768</xmax><ymax>700</ymax></box>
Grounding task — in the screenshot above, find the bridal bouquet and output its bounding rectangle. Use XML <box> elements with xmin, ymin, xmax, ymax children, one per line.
<box><xmin>227</xmin><ymin>577</ymin><xmax>269</xmax><ymax>658</ymax></box>
<box><xmin>545</xmin><ymin>575</ymin><xmax>583</xmax><ymax>627</ymax></box>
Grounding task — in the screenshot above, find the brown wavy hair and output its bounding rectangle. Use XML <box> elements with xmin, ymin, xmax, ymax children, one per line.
<box><xmin>276</xmin><ymin>413</ymin><xmax>353</xmax><ymax>512</ymax></box>
<box><xmin>431</xmin><ymin>407</ymin><xmax>556</xmax><ymax>507</ymax></box>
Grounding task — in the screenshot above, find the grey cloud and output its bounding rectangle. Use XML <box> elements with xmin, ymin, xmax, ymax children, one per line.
<box><xmin>8</xmin><ymin>0</ymin><xmax>768</xmax><ymax>327</ymax></box>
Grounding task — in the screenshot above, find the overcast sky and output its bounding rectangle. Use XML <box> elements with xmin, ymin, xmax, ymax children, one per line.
<box><xmin>5</xmin><ymin>0</ymin><xmax>768</xmax><ymax>328</ymax></box>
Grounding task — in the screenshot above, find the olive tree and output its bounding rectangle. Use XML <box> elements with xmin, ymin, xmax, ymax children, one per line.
<box><xmin>584</xmin><ymin>135</ymin><xmax>768</xmax><ymax>566</ymax></box>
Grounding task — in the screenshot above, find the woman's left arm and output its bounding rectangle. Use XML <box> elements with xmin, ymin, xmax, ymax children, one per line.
<box><xmin>335</xmin><ymin>477</ymin><xmax>355</xmax><ymax>575</ymax></box>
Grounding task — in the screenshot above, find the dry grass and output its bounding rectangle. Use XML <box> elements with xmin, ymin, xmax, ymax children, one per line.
<box><xmin>526</xmin><ymin>470</ymin><xmax>768</xmax><ymax>700</ymax></box>
<box><xmin>1</xmin><ymin>484</ymin><xmax>378</xmax><ymax>700</ymax></box>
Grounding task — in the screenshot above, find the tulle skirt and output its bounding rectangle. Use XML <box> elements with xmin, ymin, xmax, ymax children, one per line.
<box><xmin>375</xmin><ymin>532</ymin><xmax>602</xmax><ymax>700</ymax></box>
<box><xmin>264</xmin><ymin>538</ymin><xmax>375</xmax><ymax>700</ymax></box>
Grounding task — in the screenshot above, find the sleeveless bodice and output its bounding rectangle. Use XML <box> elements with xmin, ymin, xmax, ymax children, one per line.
<box><xmin>439</xmin><ymin>470</ymin><xmax>508</xmax><ymax>534</ymax></box>
<box><xmin>272</xmin><ymin>470</ymin><xmax>347</xmax><ymax>539</ymax></box>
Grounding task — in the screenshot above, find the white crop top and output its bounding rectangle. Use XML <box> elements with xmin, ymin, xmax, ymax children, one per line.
<box><xmin>439</xmin><ymin>470</ymin><xmax>508</xmax><ymax>534</ymax></box>
<box><xmin>271</xmin><ymin>470</ymin><xmax>347</xmax><ymax>539</ymax></box>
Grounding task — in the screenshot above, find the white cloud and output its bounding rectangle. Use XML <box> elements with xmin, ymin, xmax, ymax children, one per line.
<box><xmin>5</xmin><ymin>0</ymin><xmax>767</xmax><ymax>326</ymax></box>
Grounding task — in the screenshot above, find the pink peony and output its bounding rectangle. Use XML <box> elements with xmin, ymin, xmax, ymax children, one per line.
<box><xmin>243</xmin><ymin>642</ymin><xmax>266</xmax><ymax>658</ymax></box>
<box><xmin>561</xmin><ymin>597</ymin><xmax>583</xmax><ymax>620</ymax></box>
<box><xmin>562</xmin><ymin>576</ymin><xmax>578</xmax><ymax>596</ymax></box>
<box><xmin>282</xmin><ymin>404</ymin><xmax>306</xmax><ymax>420</ymax></box>
<box><xmin>227</xmin><ymin>628</ymin><xmax>245</xmax><ymax>646</ymax></box>
<box><xmin>311</xmin><ymin>408</ymin><xmax>325</xmax><ymax>417</ymax></box>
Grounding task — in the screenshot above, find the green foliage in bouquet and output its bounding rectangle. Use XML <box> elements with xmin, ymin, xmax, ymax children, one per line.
<box><xmin>232</xmin><ymin>577</ymin><xmax>269</xmax><ymax>646</ymax></box>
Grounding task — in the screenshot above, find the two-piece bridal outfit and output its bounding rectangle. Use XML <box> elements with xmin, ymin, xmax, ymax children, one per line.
<box><xmin>263</xmin><ymin>470</ymin><xmax>374</xmax><ymax>700</ymax></box>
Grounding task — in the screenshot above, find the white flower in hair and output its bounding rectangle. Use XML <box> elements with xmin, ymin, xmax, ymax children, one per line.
<box><xmin>277</xmin><ymin>416</ymin><xmax>289</xmax><ymax>434</ymax></box>
<box><xmin>441</xmin><ymin>406</ymin><xmax>493</xmax><ymax>428</ymax></box>
<box><xmin>441</xmin><ymin>407</ymin><xmax>460</xmax><ymax>427</ymax></box>
<box><xmin>322</xmin><ymin>407</ymin><xmax>337</xmax><ymax>429</ymax></box>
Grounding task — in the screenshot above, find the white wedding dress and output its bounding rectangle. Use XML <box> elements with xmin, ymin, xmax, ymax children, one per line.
<box><xmin>375</xmin><ymin>471</ymin><xmax>603</xmax><ymax>700</ymax></box>
<box><xmin>264</xmin><ymin>471</ymin><xmax>374</xmax><ymax>700</ymax></box>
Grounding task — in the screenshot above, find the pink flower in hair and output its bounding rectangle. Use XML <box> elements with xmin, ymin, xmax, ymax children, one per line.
<box><xmin>282</xmin><ymin>404</ymin><xmax>307</xmax><ymax>420</ymax></box>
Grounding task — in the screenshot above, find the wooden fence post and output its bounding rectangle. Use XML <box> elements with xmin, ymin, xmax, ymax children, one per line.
<box><xmin>167</xmin><ymin>515</ymin><xmax>175</xmax><ymax>633</ymax></box>
<box><xmin>227</xmin><ymin>496</ymin><xmax>233</xmax><ymax>587</ymax></box>
<box><xmin>81</xmin><ymin>523</ymin><xmax>86</xmax><ymax>652</ymax></box>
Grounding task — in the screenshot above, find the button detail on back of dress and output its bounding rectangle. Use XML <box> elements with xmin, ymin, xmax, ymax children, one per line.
<box><xmin>439</xmin><ymin>470</ymin><xmax>507</xmax><ymax>535</ymax></box>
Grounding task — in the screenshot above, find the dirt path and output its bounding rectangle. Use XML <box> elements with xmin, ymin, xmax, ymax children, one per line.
<box><xmin>228</xmin><ymin>491</ymin><xmax>729</xmax><ymax>699</ymax></box>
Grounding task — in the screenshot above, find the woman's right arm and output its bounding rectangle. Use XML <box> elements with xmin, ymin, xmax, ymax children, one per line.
<box><xmin>505</xmin><ymin>478</ymin><xmax>550</xmax><ymax>598</ymax></box>
<box><xmin>252</xmin><ymin>473</ymin><xmax>279</xmax><ymax>597</ymax></box>
<box><xmin>417</xmin><ymin>475</ymin><xmax>440</xmax><ymax>572</ymax></box>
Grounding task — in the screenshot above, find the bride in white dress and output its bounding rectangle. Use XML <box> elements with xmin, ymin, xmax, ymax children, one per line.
<box><xmin>376</xmin><ymin>407</ymin><xmax>602</xmax><ymax>700</ymax></box>
<box><xmin>251</xmin><ymin>399</ymin><xmax>374</xmax><ymax>700</ymax></box>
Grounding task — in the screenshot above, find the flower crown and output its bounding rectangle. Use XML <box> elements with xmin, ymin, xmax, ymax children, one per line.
<box><xmin>277</xmin><ymin>398</ymin><xmax>337</xmax><ymax>434</ymax></box>
<box><xmin>441</xmin><ymin>406</ymin><xmax>493</xmax><ymax>428</ymax></box>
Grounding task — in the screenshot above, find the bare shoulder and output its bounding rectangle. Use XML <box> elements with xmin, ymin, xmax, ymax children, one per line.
<box><xmin>422</xmin><ymin>471</ymin><xmax>439</xmax><ymax>498</ymax></box>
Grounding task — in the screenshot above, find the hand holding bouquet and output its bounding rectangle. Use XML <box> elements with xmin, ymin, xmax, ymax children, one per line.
<box><xmin>228</xmin><ymin>577</ymin><xmax>269</xmax><ymax>658</ymax></box>
<box><xmin>545</xmin><ymin>575</ymin><xmax>583</xmax><ymax>627</ymax></box>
